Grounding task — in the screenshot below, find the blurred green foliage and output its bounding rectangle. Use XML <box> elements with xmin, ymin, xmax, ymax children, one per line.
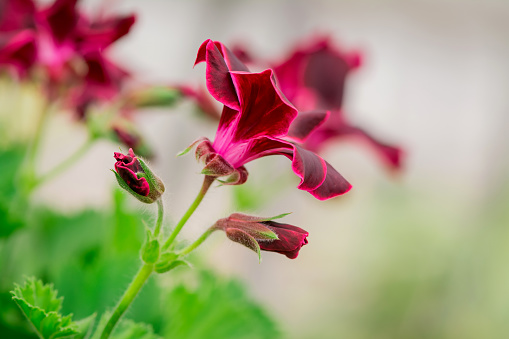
<box><xmin>0</xmin><ymin>143</ymin><xmax>280</xmax><ymax>339</ymax></box>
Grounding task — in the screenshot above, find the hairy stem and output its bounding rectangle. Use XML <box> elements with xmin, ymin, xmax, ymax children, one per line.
<box><xmin>99</xmin><ymin>263</ymin><xmax>153</xmax><ymax>339</ymax></box>
<box><xmin>153</xmin><ymin>198</ymin><xmax>164</xmax><ymax>237</ymax></box>
<box><xmin>178</xmin><ymin>227</ymin><xmax>216</xmax><ymax>256</ymax></box>
<box><xmin>162</xmin><ymin>175</ymin><xmax>214</xmax><ymax>251</ymax></box>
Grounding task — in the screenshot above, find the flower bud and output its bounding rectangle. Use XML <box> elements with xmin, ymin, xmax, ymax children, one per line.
<box><xmin>127</xmin><ymin>86</ymin><xmax>181</xmax><ymax>108</ymax></box>
<box><xmin>215</xmin><ymin>213</ymin><xmax>309</xmax><ymax>259</ymax></box>
<box><xmin>113</xmin><ymin>149</ymin><xmax>164</xmax><ymax>203</ymax></box>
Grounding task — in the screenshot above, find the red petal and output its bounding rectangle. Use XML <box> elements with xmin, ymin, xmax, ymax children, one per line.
<box><xmin>308</xmin><ymin>161</ymin><xmax>352</xmax><ymax>200</ymax></box>
<box><xmin>77</xmin><ymin>14</ymin><xmax>136</xmax><ymax>52</ymax></box>
<box><xmin>194</xmin><ymin>40</ymin><xmax>240</xmax><ymax>110</ymax></box>
<box><xmin>258</xmin><ymin>221</ymin><xmax>309</xmax><ymax>259</ymax></box>
<box><xmin>228</xmin><ymin>69</ymin><xmax>297</xmax><ymax>142</ymax></box>
<box><xmin>287</xmin><ymin>110</ymin><xmax>330</xmax><ymax>142</ymax></box>
<box><xmin>38</xmin><ymin>0</ymin><xmax>79</xmax><ymax>43</ymax></box>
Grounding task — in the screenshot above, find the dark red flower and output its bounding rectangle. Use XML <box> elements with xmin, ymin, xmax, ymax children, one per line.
<box><xmin>0</xmin><ymin>29</ymin><xmax>36</xmax><ymax>77</ymax></box>
<box><xmin>0</xmin><ymin>0</ymin><xmax>135</xmax><ymax>86</ymax></box>
<box><xmin>189</xmin><ymin>39</ymin><xmax>351</xmax><ymax>200</ymax></box>
<box><xmin>272</xmin><ymin>36</ymin><xmax>403</xmax><ymax>170</ymax></box>
<box><xmin>114</xmin><ymin>148</ymin><xmax>150</xmax><ymax>197</ymax></box>
<box><xmin>0</xmin><ymin>0</ymin><xmax>35</xmax><ymax>33</ymax></box>
<box><xmin>113</xmin><ymin>148</ymin><xmax>164</xmax><ymax>203</ymax></box>
<box><xmin>216</xmin><ymin>213</ymin><xmax>309</xmax><ymax>259</ymax></box>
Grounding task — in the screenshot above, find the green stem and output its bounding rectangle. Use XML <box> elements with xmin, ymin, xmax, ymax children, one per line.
<box><xmin>20</xmin><ymin>101</ymin><xmax>51</xmax><ymax>194</ymax></box>
<box><xmin>178</xmin><ymin>227</ymin><xmax>216</xmax><ymax>256</ymax></box>
<box><xmin>33</xmin><ymin>137</ymin><xmax>95</xmax><ymax>188</ymax></box>
<box><xmin>153</xmin><ymin>199</ymin><xmax>164</xmax><ymax>237</ymax></box>
<box><xmin>162</xmin><ymin>175</ymin><xmax>214</xmax><ymax>251</ymax></box>
<box><xmin>27</xmin><ymin>101</ymin><xmax>50</xmax><ymax>171</ymax></box>
<box><xmin>99</xmin><ymin>263</ymin><xmax>153</xmax><ymax>339</ymax></box>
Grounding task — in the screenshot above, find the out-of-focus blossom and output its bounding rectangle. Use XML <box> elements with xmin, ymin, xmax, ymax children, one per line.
<box><xmin>237</xmin><ymin>36</ymin><xmax>403</xmax><ymax>170</ymax></box>
<box><xmin>0</xmin><ymin>30</ymin><xmax>36</xmax><ymax>77</ymax></box>
<box><xmin>0</xmin><ymin>0</ymin><xmax>35</xmax><ymax>33</ymax></box>
<box><xmin>215</xmin><ymin>213</ymin><xmax>309</xmax><ymax>259</ymax></box>
<box><xmin>274</xmin><ymin>37</ymin><xmax>402</xmax><ymax>170</ymax></box>
<box><xmin>187</xmin><ymin>39</ymin><xmax>351</xmax><ymax>200</ymax></box>
<box><xmin>113</xmin><ymin>148</ymin><xmax>164</xmax><ymax>203</ymax></box>
<box><xmin>0</xmin><ymin>0</ymin><xmax>135</xmax><ymax>96</ymax></box>
<box><xmin>176</xmin><ymin>84</ymin><xmax>221</xmax><ymax>120</ymax></box>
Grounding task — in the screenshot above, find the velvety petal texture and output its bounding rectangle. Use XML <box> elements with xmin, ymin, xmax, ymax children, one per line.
<box><xmin>114</xmin><ymin>149</ymin><xmax>150</xmax><ymax>197</ymax></box>
<box><xmin>216</xmin><ymin>213</ymin><xmax>309</xmax><ymax>259</ymax></box>
<box><xmin>191</xmin><ymin>39</ymin><xmax>351</xmax><ymax>199</ymax></box>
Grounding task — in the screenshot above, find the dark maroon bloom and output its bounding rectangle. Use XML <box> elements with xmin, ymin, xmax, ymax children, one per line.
<box><xmin>216</xmin><ymin>213</ymin><xmax>309</xmax><ymax>259</ymax></box>
<box><xmin>0</xmin><ymin>29</ymin><xmax>36</xmax><ymax>77</ymax></box>
<box><xmin>190</xmin><ymin>39</ymin><xmax>351</xmax><ymax>200</ymax></box>
<box><xmin>0</xmin><ymin>0</ymin><xmax>35</xmax><ymax>33</ymax></box>
<box><xmin>272</xmin><ymin>36</ymin><xmax>402</xmax><ymax>170</ymax></box>
<box><xmin>113</xmin><ymin>149</ymin><xmax>164</xmax><ymax>204</ymax></box>
<box><xmin>0</xmin><ymin>0</ymin><xmax>135</xmax><ymax>86</ymax></box>
<box><xmin>177</xmin><ymin>84</ymin><xmax>221</xmax><ymax>120</ymax></box>
<box><xmin>114</xmin><ymin>148</ymin><xmax>150</xmax><ymax>197</ymax></box>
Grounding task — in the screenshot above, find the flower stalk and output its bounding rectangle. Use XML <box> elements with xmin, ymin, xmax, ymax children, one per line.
<box><xmin>162</xmin><ymin>175</ymin><xmax>214</xmax><ymax>251</ymax></box>
<box><xmin>177</xmin><ymin>227</ymin><xmax>217</xmax><ymax>256</ymax></box>
<box><xmin>99</xmin><ymin>263</ymin><xmax>153</xmax><ymax>339</ymax></box>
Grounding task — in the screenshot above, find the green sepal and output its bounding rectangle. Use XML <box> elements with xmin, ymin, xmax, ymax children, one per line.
<box><xmin>255</xmin><ymin>212</ymin><xmax>292</xmax><ymax>222</ymax></box>
<box><xmin>154</xmin><ymin>252</ymin><xmax>189</xmax><ymax>273</ymax></box>
<box><xmin>137</xmin><ymin>158</ymin><xmax>163</xmax><ymax>193</ymax></box>
<box><xmin>176</xmin><ymin>137</ymin><xmax>208</xmax><ymax>157</ymax></box>
<box><xmin>225</xmin><ymin>228</ymin><xmax>262</xmax><ymax>263</ymax></box>
<box><xmin>10</xmin><ymin>277</ymin><xmax>80</xmax><ymax>339</ymax></box>
<box><xmin>155</xmin><ymin>259</ymin><xmax>190</xmax><ymax>274</ymax></box>
<box><xmin>111</xmin><ymin>170</ymin><xmax>154</xmax><ymax>204</ymax></box>
<box><xmin>141</xmin><ymin>230</ymin><xmax>160</xmax><ymax>264</ymax></box>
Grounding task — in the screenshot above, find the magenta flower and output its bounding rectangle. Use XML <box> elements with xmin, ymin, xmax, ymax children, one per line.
<box><xmin>188</xmin><ymin>39</ymin><xmax>351</xmax><ymax>200</ymax></box>
<box><xmin>0</xmin><ymin>0</ymin><xmax>135</xmax><ymax>82</ymax></box>
<box><xmin>216</xmin><ymin>213</ymin><xmax>309</xmax><ymax>259</ymax></box>
<box><xmin>114</xmin><ymin>149</ymin><xmax>150</xmax><ymax>197</ymax></box>
<box><xmin>0</xmin><ymin>30</ymin><xmax>36</xmax><ymax>77</ymax></box>
<box><xmin>0</xmin><ymin>0</ymin><xmax>35</xmax><ymax>33</ymax></box>
<box><xmin>272</xmin><ymin>36</ymin><xmax>403</xmax><ymax>170</ymax></box>
<box><xmin>113</xmin><ymin>148</ymin><xmax>164</xmax><ymax>203</ymax></box>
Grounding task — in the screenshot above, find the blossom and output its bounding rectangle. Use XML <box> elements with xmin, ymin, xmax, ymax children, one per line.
<box><xmin>0</xmin><ymin>0</ymin><xmax>35</xmax><ymax>33</ymax></box>
<box><xmin>264</xmin><ymin>36</ymin><xmax>402</xmax><ymax>170</ymax></box>
<box><xmin>0</xmin><ymin>0</ymin><xmax>135</xmax><ymax>85</ymax></box>
<box><xmin>189</xmin><ymin>39</ymin><xmax>351</xmax><ymax>200</ymax></box>
<box><xmin>215</xmin><ymin>213</ymin><xmax>309</xmax><ymax>259</ymax></box>
<box><xmin>113</xmin><ymin>148</ymin><xmax>164</xmax><ymax>203</ymax></box>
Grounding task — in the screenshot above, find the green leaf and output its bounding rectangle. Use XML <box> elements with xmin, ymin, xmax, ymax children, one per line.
<box><xmin>162</xmin><ymin>270</ymin><xmax>280</xmax><ymax>339</ymax></box>
<box><xmin>10</xmin><ymin>277</ymin><xmax>79</xmax><ymax>339</ymax></box>
<box><xmin>90</xmin><ymin>313</ymin><xmax>161</xmax><ymax>339</ymax></box>
<box><xmin>74</xmin><ymin>314</ymin><xmax>96</xmax><ymax>339</ymax></box>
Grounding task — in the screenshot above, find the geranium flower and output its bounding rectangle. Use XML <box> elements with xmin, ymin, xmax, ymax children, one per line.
<box><xmin>113</xmin><ymin>148</ymin><xmax>164</xmax><ymax>203</ymax></box>
<box><xmin>188</xmin><ymin>39</ymin><xmax>351</xmax><ymax>200</ymax></box>
<box><xmin>0</xmin><ymin>0</ymin><xmax>35</xmax><ymax>33</ymax></box>
<box><xmin>0</xmin><ymin>0</ymin><xmax>135</xmax><ymax>83</ymax></box>
<box><xmin>215</xmin><ymin>213</ymin><xmax>309</xmax><ymax>259</ymax></box>
<box><xmin>272</xmin><ymin>36</ymin><xmax>403</xmax><ymax>170</ymax></box>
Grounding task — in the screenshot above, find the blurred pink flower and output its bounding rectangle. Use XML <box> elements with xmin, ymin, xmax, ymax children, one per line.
<box><xmin>190</xmin><ymin>39</ymin><xmax>351</xmax><ymax>200</ymax></box>
<box><xmin>273</xmin><ymin>36</ymin><xmax>403</xmax><ymax>170</ymax></box>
